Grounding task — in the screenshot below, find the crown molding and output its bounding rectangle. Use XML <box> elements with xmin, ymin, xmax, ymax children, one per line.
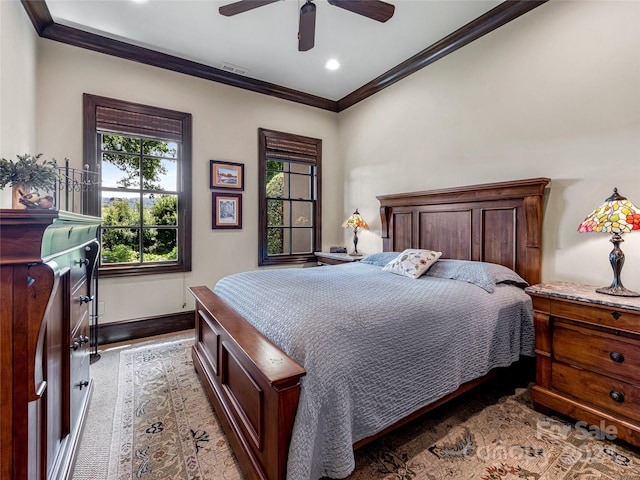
<box><xmin>20</xmin><ymin>0</ymin><xmax>546</xmax><ymax>112</ymax></box>
<box><xmin>338</xmin><ymin>0</ymin><xmax>547</xmax><ymax>110</ymax></box>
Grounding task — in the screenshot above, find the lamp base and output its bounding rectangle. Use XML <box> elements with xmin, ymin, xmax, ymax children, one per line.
<box><xmin>594</xmin><ymin>232</ymin><xmax>640</xmax><ymax>297</ymax></box>
<box><xmin>596</xmin><ymin>285</ymin><xmax>640</xmax><ymax>297</ymax></box>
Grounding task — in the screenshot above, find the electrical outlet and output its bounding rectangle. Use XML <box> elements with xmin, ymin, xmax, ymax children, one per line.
<box><xmin>97</xmin><ymin>301</ymin><xmax>105</xmax><ymax>315</ymax></box>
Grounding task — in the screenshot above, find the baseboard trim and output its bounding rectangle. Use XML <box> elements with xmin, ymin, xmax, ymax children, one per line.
<box><xmin>98</xmin><ymin>311</ymin><xmax>195</xmax><ymax>345</ymax></box>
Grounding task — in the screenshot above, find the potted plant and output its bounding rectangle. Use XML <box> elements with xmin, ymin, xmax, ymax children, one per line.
<box><xmin>0</xmin><ymin>153</ymin><xmax>58</xmax><ymax>209</ymax></box>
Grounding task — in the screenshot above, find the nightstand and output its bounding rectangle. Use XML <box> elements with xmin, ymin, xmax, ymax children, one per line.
<box><xmin>314</xmin><ymin>252</ymin><xmax>364</xmax><ymax>266</ymax></box>
<box><xmin>526</xmin><ymin>281</ymin><xmax>640</xmax><ymax>446</ymax></box>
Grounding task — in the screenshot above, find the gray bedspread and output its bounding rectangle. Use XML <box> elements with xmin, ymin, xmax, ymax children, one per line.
<box><xmin>213</xmin><ymin>260</ymin><xmax>534</xmax><ymax>480</ymax></box>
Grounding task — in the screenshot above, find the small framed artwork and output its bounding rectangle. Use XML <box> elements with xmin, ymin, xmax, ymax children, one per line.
<box><xmin>210</xmin><ymin>160</ymin><xmax>244</xmax><ymax>190</ymax></box>
<box><xmin>212</xmin><ymin>192</ymin><xmax>242</xmax><ymax>229</ymax></box>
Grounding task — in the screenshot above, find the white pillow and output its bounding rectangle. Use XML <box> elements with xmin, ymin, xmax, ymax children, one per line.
<box><xmin>382</xmin><ymin>249</ymin><xmax>442</xmax><ymax>279</ymax></box>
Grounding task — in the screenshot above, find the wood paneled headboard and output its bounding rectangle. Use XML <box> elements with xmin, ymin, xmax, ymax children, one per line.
<box><xmin>377</xmin><ymin>177</ymin><xmax>550</xmax><ymax>286</ymax></box>
<box><xmin>188</xmin><ymin>177</ymin><xmax>550</xmax><ymax>480</ymax></box>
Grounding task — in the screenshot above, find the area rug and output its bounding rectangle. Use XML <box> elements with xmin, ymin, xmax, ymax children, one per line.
<box><xmin>104</xmin><ymin>339</ymin><xmax>640</xmax><ymax>480</ymax></box>
<box><xmin>350</xmin><ymin>392</ymin><xmax>640</xmax><ymax>480</ymax></box>
<box><xmin>107</xmin><ymin>339</ymin><xmax>242</xmax><ymax>480</ymax></box>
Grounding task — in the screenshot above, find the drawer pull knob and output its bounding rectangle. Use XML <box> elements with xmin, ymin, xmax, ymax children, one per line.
<box><xmin>610</xmin><ymin>390</ymin><xmax>625</xmax><ymax>403</ymax></box>
<box><xmin>609</xmin><ymin>351</ymin><xmax>625</xmax><ymax>363</ymax></box>
<box><xmin>610</xmin><ymin>311</ymin><xmax>621</xmax><ymax>320</ymax></box>
<box><xmin>71</xmin><ymin>336</ymin><xmax>90</xmax><ymax>349</ymax></box>
<box><xmin>79</xmin><ymin>295</ymin><xmax>95</xmax><ymax>304</ymax></box>
<box><xmin>77</xmin><ymin>380</ymin><xmax>89</xmax><ymax>390</ymax></box>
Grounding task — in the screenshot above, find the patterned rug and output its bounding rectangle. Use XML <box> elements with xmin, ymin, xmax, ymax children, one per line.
<box><xmin>107</xmin><ymin>339</ymin><xmax>242</xmax><ymax>480</ymax></box>
<box><xmin>105</xmin><ymin>339</ymin><xmax>640</xmax><ymax>480</ymax></box>
<box><xmin>350</xmin><ymin>393</ymin><xmax>640</xmax><ymax>480</ymax></box>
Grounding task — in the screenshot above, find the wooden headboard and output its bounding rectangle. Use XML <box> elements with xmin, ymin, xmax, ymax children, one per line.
<box><xmin>377</xmin><ymin>178</ymin><xmax>550</xmax><ymax>286</ymax></box>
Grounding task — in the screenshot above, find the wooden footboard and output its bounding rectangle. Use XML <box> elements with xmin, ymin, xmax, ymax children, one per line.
<box><xmin>189</xmin><ymin>178</ymin><xmax>548</xmax><ymax>480</ymax></box>
<box><xmin>189</xmin><ymin>286</ymin><xmax>306</xmax><ymax>480</ymax></box>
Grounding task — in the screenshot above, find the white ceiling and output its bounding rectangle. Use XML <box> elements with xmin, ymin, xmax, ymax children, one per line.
<box><xmin>46</xmin><ymin>0</ymin><xmax>502</xmax><ymax>101</ymax></box>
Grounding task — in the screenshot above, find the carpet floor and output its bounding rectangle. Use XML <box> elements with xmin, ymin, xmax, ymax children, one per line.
<box><xmin>72</xmin><ymin>333</ymin><xmax>640</xmax><ymax>480</ymax></box>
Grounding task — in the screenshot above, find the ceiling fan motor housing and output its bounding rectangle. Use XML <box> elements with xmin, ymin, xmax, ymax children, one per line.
<box><xmin>219</xmin><ymin>0</ymin><xmax>395</xmax><ymax>52</ymax></box>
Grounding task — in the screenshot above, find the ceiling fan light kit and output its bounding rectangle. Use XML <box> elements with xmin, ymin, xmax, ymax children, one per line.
<box><xmin>219</xmin><ymin>0</ymin><xmax>395</xmax><ymax>51</ymax></box>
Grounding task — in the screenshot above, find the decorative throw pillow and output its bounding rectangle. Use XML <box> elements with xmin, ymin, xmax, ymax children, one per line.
<box><xmin>382</xmin><ymin>249</ymin><xmax>442</xmax><ymax>279</ymax></box>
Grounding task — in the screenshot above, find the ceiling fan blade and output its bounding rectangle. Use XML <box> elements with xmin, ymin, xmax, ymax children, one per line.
<box><xmin>327</xmin><ymin>0</ymin><xmax>394</xmax><ymax>22</ymax></box>
<box><xmin>219</xmin><ymin>0</ymin><xmax>280</xmax><ymax>17</ymax></box>
<box><xmin>298</xmin><ymin>1</ymin><xmax>316</xmax><ymax>52</ymax></box>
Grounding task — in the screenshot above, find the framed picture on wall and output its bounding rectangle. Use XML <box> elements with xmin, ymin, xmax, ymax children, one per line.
<box><xmin>210</xmin><ymin>160</ymin><xmax>244</xmax><ymax>190</ymax></box>
<box><xmin>212</xmin><ymin>192</ymin><xmax>242</xmax><ymax>229</ymax></box>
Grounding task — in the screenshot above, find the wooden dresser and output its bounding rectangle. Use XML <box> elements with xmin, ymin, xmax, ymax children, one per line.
<box><xmin>0</xmin><ymin>210</ymin><xmax>100</xmax><ymax>480</ymax></box>
<box><xmin>526</xmin><ymin>281</ymin><xmax>640</xmax><ymax>446</ymax></box>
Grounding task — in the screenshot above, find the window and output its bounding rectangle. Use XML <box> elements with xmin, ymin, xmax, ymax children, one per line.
<box><xmin>83</xmin><ymin>94</ymin><xmax>192</xmax><ymax>276</ymax></box>
<box><xmin>258</xmin><ymin>128</ymin><xmax>321</xmax><ymax>266</ymax></box>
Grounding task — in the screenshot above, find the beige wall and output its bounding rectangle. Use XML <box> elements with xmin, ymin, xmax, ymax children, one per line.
<box><xmin>4</xmin><ymin>0</ymin><xmax>640</xmax><ymax>323</ymax></box>
<box><xmin>338</xmin><ymin>0</ymin><xmax>640</xmax><ymax>292</ymax></box>
<box><xmin>34</xmin><ymin>41</ymin><xmax>341</xmax><ymax>324</ymax></box>
<box><xmin>0</xmin><ymin>1</ymin><xmax>38</xmax><ymax>207</ymax></box>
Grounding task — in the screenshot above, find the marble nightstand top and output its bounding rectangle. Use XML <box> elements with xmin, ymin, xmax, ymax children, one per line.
<box><xmin>525</xmin><ymin>281</ymin><xmax>640</xmax><ymax>313</ymax></box>
<box><xmin>314</xmin><ymin>252</ymin><xmax>364</xmax><ymax>262</ymax></box>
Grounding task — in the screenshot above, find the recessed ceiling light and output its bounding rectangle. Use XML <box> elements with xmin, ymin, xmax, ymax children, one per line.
<box><xmin>325</xmin><ymin>59</ymin><xmax>340</xmax><ymax>71</ymax></box>
<box><xmin>131</xmin><ymin>0</ymin><xmax>148</xmax><ymax>3</ymax></box>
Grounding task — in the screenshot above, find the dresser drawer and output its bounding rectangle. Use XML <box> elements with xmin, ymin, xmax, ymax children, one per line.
<box><xmin>70</xmin><ymin>314</ymin><xmax>91</xmax><ymax>431</ymax></box>
<box><xmin>71</xmin><ymin>280</ymin><xmax>91</xmax><ymax>332</ymax></box>
<box><xmin>552</xmin><ymin>362</ymin><xmax>640</xmax><ymax>423</ymax></box>
<box><xmin>69</xmin><ymin>247</ymin><xmax>89</xmax><ymax>292</ymax></box>
<box><xmin>553</xmin><ymin>322</ymin><xmax>640</xmax><ymax>384</ymax></box>
<box><xmin>551</xmin><ymin>300</ymin><xmax>640</xmax><ymax>334</ymax></box>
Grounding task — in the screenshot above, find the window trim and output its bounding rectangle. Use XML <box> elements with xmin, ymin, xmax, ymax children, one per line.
<box><xmin>258</xmin><ymin>128</ymin><xmax>321</xmax><ymax>266</ymax></box>
<box><xmin>83</xmin><ymin>93</ymin><xmax>192</xmax><ymax>277</ymax></box>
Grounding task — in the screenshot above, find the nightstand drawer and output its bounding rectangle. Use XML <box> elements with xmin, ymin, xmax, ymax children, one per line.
<box><xmin>553</xmin><ymin>322</ymin><xmax>640</xmax><ymax>383</ymax></box>
<box><xmin>552</xmin><ymin>362</ymin><xmax>640</xmax><ymax>423</ymax></box>
<box><xmin>528</xmin><ymin>281</ymin><xmax>640</xmax><ymax>447</ymax></box>
<box><xmin>552</xmin><ymin>300</ymin><xmax>640</xmax><ymax>334</ymax></box>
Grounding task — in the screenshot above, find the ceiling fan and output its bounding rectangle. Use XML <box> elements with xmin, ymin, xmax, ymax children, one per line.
<box><xmin>218</xmin><ymin>0</ymin><xmax>395</xmax><ymax>52</ymax></box>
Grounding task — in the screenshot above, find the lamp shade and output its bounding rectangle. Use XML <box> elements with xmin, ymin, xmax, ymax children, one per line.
<box><xmin>342</xmin><ymin>209</ymin><xmax>368</xmax><ymax>231</ymax></box>
<box><xmin>578</xmin><ymin>188</ymin><xmax>640</xmax><ymax>234</ymax></box>
<box><xmin>342</xmin><ymin>209</ymin><xmax>368</xmax><ymax>256</ymax></box>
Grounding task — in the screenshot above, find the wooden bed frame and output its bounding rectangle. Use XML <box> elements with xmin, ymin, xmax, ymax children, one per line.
<box><xmin>190</xmin><ymin>177</ymin><xmax>550</xmax><ymax>480</ymax></box>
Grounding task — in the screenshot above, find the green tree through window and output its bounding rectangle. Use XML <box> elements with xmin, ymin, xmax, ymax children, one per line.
<box><xmin>266</xmin><ymin>161</ymin><xmax>284</xmax><ymax>255</ymax></box>
<box><xmin>258</xmin><ymin>128</ymin><xmax>321</xmax><ymax>266</ymax></box>
<box><xmin>100</xmin><ymin>134</ymin><xmax>178</xmax><ymax>265</ymax></box>
<box><xmin>83</xmin><ymin>94</ymin><xmax>192</xmax><ymax>277</ymax></box>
